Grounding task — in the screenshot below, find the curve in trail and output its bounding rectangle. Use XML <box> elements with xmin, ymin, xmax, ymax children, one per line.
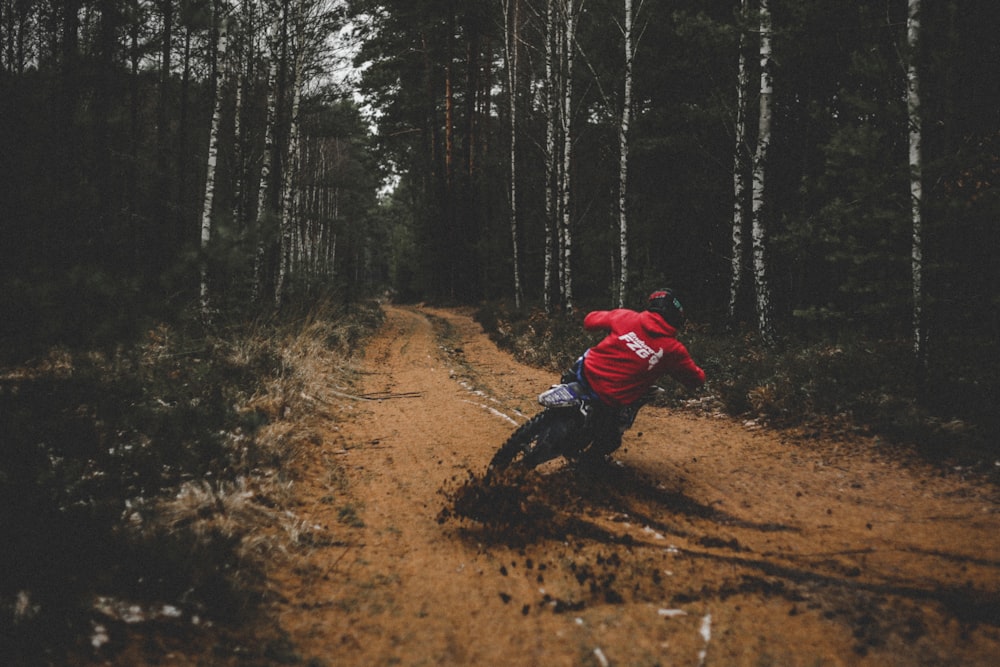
<box><xmin>272</xmin><ymin>305</ymin><xmax>561</xmax><ymax>666</ymax></box>
<box><xmin>272</xmin><ymin>305</ymin><xmax>1000</xmax><ymax>667</ymax></box>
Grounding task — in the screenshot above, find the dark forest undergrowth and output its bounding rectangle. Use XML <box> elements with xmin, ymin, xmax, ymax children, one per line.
<box><xmin>1</xmin><ymin>296</ymin><xmax>996</xmax><ymax>664</ymax></box>
<box><xmin>0</xmin><ymin>297</ymin><xmax>383</xmax><ymax>665</ymax></box>
<box><xmin>474</xmin><ymin>301</ymin><xmax>1000</xmax><ymax>474</ymax></box>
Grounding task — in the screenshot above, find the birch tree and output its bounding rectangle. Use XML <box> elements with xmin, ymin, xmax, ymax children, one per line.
<box><xmin>728</xmin><ymin>0</ymin><xmax>750</xmax><ymax>322</ymax></box>
<box><xmin>558</xmin><ymin>0</ymin><xmax>579</xmax><ymax>311</ymax></box>
<box><xmin>274</xmin><ymin>12</ymin><xmax>305</xmax><ymax>309</ymax></box>
<box><xmin>616</xmin><ymin>0</ymin><xmax>637</xmax><ymax>307</ymax></box>
<box><xmin>907</xmin><ymin>0</ymin><xmax>924</xmax><ymax>364</ymax></box>
<box><xmin>502</xmin><ymin>0</ymin><xmax>523</xmax><ymax>309</ymax></box>
<box><xmin>229</xmin><ymin>0</ymin><xmax>256</xmax><ymax>233</ymax></box>
<box><xmin>252</xmin><ymin>4</ymin><xmax>282</xmax><ymax>301</ymax></box>
<box><xmin>199</xmin><ymin>3</ymin><xmax>229</xmax><ymax>317</ymax></box>
<box><xmin>543</xmin><ymin>0</ymin><xmax>557</xmax><ymax>313</ymax></box>
<box><xmin>156</xmin><ymin>0</ymin><xmax>172</xmax><ymax>179</ymax></box>
<box><xmin>750</xmin><ymin>0</ymin><xmax>774</xmax><ymax>344</ymax></box>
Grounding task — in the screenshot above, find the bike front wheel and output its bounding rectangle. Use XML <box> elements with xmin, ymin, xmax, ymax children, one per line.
<box><xmin>486</xmin><ymin>410</ymin><xmax>566</xmax><ymax>477</ymax></box>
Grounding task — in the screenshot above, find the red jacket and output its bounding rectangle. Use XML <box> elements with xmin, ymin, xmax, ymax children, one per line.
<box><xmin>582</xmin><ymin>309</ymin><xmax>705</xmax><ymax>407</ymax></box>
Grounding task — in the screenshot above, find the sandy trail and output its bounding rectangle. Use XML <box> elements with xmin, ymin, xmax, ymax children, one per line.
<box><xmin>272</xmin><ymin>304</ymin><xmax>1000</xmax><ymax>666</ymax></box>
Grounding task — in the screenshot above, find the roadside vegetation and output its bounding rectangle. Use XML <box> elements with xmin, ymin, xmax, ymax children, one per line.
<box><xmin>474</xmin><ymin>301</ymin><xmax>998</xmax><ymax>472</ymax></box>
<box><xmin>0</xmin><ymin>298</ymin><xmax>382</xmax><ymax>664</ymax></box>
<box><xmin>2</xmin><ymin>296</ymin><xmax>994</xmax><ymax>663</ymax></box>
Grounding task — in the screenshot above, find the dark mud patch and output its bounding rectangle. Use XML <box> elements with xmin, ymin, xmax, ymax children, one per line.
<box><xmin>437</xmin><ymin>462</ymin><xmax>1000</xmax><ymax>658</ymax></box>
<box><xmin>436</xmin><ymin>468</ymin><xmax>626</xmax><ymax>547</ymax></box>
<box><xmin>438</xmin><ymin>462</ymin><xmax>795</xmax><ymax>549</ymax></box>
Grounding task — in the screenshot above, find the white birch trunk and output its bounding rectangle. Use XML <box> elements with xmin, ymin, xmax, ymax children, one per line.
<box><xmin>560</xmin><ymin>0</ymin><xmax>577</xmax><ymax>311</ymax></box>
<box><xmin>503</xmin><ymin>0</ymin><xmax>523</xmax><ymax>309</ymax></box>
<box><xmin>231</xmin><ymin>58</ymin><xmax>244</xmax><ymax>227</ymax></box>
<box><xmin>554</xmin><ymin>10</ymin><xmax>566</xmax><ymax>303</ymax></box>
<box><xmin>616</xmin><ymin>0</ymin><xmax>634</xmax><ymax>307</ymax></box>
<box><xmin>292</xmin><ymin>184</ymin><xmax>303</xmax><ymax>277</ymax></box>
<box><xmin>543</xmin><ymin>0</ymin><xmax>556</xmax><ymax>313</ymax></box>
<box><xmin>199</xmin><ymin>13</ymin><xmax>228</xmax><ymax>317</ymax></box>
<box><xmin>251</xmin><ymin>10</ymin><xmax>281</xmax><ymax>301</ymax></box>
<box><xmin>275</xmin><ymin>37</ymin><xmax>303</xmax><ymax>309</ymax></box>
<box><xmin>750</xmin><ymin>0</ymin><xmax>774</xmax><ymax>344</ymax></box>
<box><xmin>907</xmin><ymin>0</ymin><xmax>924</xmax><ymax>359</ymax></box>
<box><xmin>729</xmin><ymin>0</ymin><xmax>750</xmax><ymax>321</ymax></box>
<box><xmin>229</xmin><ymin>10</ymin><xmax>245</xmax><ymax>231</ymax></box>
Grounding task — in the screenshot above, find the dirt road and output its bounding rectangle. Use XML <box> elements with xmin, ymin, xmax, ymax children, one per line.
<box><xmin>272</xmin><ymin>304</ymin><xmax>1000</xmax><ymax>666</ymax></box>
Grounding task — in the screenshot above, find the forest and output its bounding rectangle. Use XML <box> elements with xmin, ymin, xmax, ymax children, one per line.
<box><xmin>1</xmin><ymin>0</ymin><xmax>999</xmax><ymax>661</ymax></box>
<box><xmin>2</xmin><ymin>0</ymin><xmax>998</xmax><ymax>408</ymax></box>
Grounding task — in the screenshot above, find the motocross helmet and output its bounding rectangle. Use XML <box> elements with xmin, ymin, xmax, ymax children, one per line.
<box><xmin>647</xmin><ymin>288</ymin><xmax>686</xmax><ymax>330</ymax></box>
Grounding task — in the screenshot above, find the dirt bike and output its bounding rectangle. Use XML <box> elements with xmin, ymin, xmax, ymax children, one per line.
<box><xmin>485</xmin><ymin>361</ymin><xmax>662</xmax><ymax>478</ymax></box>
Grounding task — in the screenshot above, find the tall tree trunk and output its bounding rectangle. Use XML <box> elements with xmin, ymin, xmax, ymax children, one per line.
<box><xmin>750</xmin><ymin>0</ymin><xmax>774</xmax><ymax>344</ymax></box>
<box><xmin>153</xmin><ymin>0</ymin><xmax>174</xmax><ymax>266</ymax></box>
<box><xmin>4</xmin><ymin>0</ymin><xmax>31</xmax><ymax>74</ymax></box>
<box><xmin>156</xmin><ymin>0</ymin><xmax>172</xmax><ymax>175</ymax></box>
<box><xmin>94</xmin><ymin>0</ymin><xmax>118</xmax><ymax>259</ymax></box>
<box><xmin>231</xmin><ymin>64</ymin><xmax>245</xmax><ymax>228</ymax></box>
<box><xmin>17</xmin><ymin>0</ymin><xmax>30</xmax><ymax>74</ymax></box>
<box><xmin>503</xmin><ymin>0</ymin><xmax>523</xmax><ymax>309</ymax></box>
<box><xmin>1</xmin><ymin>1</ymin><xmax>7</xmax><ymax>72</ymax></box>
<box><xmin>156</xmin><ymin>0</ymin><xmax>172</xmax><ymax>164</ymax></box>
<box><xmin>275</xmin><ymin>29</ymin><xmax>303</xmax><ymax>309</ymax></box>
<box><xmin>60</xmin><ymin>0</ymin><xmax>80</xmax><ymax>138</ymax></box>
<box><xmin>616</xmin><ymin>0</ymin><xmax>635</xmax><ymax>307</ymax></box>
<box><xmin>252</xmin><ymin>9</ymin><xmax>282</xmax><ymax>301</ymax></box>
<box><xmin>559</xmin><ymin>0</ymin><xmax>577</xmax><ymax>312</ymax></box>
<box><xmin>229</xmin><ymin>6</ymin><xmax>246</xmax><ymax>234</ymax></box>
<box><xmin>907</xmin><ymin>0</ymin><xmax>925</xmax><ymax>368</ymax></box>
<box><xmin>728</xmin><ymin>0</ymin><xmax>750</xmax><ymax>322</ymax></box>
<box><xmin>179</xmin><ymin>27</ymin><xmax>192</xmax><ymax>244</ymax></box>
<box><xmin>128</xmin><ymin>12</ymin><xmax>141</xmax><ymax>270</ymax></box>
<box><xmin>444</xmin><ymin>5</ymin><xmax>455</xmax><ymax>188</ymax></box>
<box><xmin>58</xmin><ymin>0</ymin><xmax>81</xmax><ymax>261</ymax></box>
<box><xmin>543</xmin><ymin>0</ymin><xmax>556</xmax><ymax>314</ymax></box>
<box><xmin>200</xmin><ymin>7</ymin><xmax>229</xmax><ymax>316</ymax></box>
<box><xmin>464</xmin><ymin>18</ymin><xmax>478</xmax><ymax>179</ymax></box>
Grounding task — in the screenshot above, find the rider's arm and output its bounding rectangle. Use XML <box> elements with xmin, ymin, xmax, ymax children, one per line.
<box><xmin>583</xmin><ymin>309</ymin><xmax>618</xmax><ymax>332</ymax></box>
<box><xmin>668</xmin><ymin>347</ymin><xmax>706</xmax><ymax>390</ymax></box>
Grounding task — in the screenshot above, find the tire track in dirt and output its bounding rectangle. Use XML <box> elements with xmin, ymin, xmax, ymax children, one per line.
<box><xmin>273</xmin><ymin>305</ymin><xmax>1000</xmax><ymax>666</ymax></box>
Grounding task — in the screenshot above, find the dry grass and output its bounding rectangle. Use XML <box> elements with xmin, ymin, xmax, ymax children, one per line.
<box><xmin>0</xmin><ymin>298</ymin><xmax>383</xmax><ymax>664</ymax></box>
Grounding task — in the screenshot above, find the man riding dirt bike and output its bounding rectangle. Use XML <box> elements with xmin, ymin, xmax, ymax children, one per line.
<box><xmin>487</xmin><ymin>288</ymin><xmax>706</xmax><ymax>477</ymax></box>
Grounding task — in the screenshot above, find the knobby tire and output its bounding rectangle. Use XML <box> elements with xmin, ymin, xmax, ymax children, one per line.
<box><xmin>487</xmin><ymin>411</ymin><xmax>552</xmax><ymax>475</ymax></box>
